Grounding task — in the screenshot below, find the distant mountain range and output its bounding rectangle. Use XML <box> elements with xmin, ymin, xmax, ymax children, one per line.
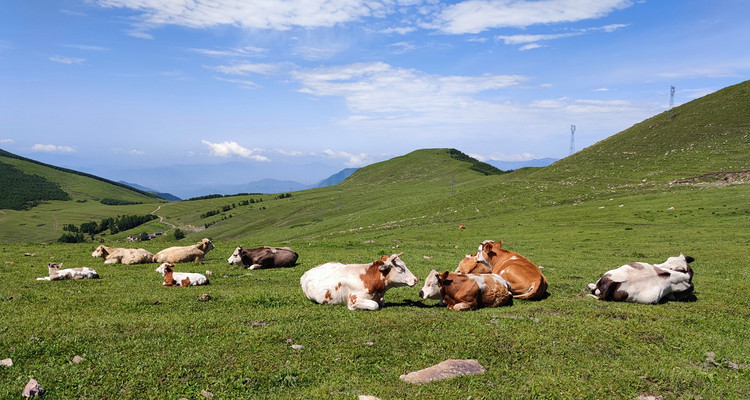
<box><xmin>486</xmin><ymin>157</ymin><xmax>558</xmax><ymax>171</ymax></box>
<box><xmin>120</xmin><ymin>167</ymin><xmax>362</xmax><ymax>200</ymax></box>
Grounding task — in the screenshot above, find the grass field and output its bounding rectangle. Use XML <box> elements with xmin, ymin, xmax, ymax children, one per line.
<box><xmin>2</xmin><ymin>183</ymin><xmax>749</xmax><ymax>399</ymax></box>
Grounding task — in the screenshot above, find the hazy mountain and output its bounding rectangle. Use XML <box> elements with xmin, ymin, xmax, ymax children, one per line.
<box><xmin>486</xmin><ymin>158</ymin><xmax>558</xmax><ymax>171</ymax></box>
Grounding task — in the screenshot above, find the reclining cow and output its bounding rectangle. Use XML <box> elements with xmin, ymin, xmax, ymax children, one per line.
<box><xmin>91</xmin><ymin>245</ymin><xmax>155</xmax><ymax>264</ymax></box>
<box><xmin>588</xmin><ymin>254</ymin><xmax>695</xmax><ymax>304</ymax></box>
<box><xmin>227</xmin><ymin>246</ymin><xmax>298</xmax><ymax>269</ymax></box>
<box><xmin>36</xmin><ymin>262</ymin><xmax>99</xmax><ymax>281</ymax></box>
<box><xmin>155</xmin><ymin>263</ymin><xmax>209</xmax><ymax>286</ymax></box>
<box><xmin>460</xmin><ymin>240</ymin><xmax>548</xmax><ymax>300</ymax></box>
<box><xmin>154</xmin><ymin>238</ymin><xmax>214</xmax><ymax>263</ymax></box>
<box><xmin>419</xmin><ymin>270</ymin><xmax>512</xmax><ymax>311</ymax></box>
<box><xmin>300</xmin><ymin>253</ymin><xmax>418</xmax><ymax>311</ymax></box>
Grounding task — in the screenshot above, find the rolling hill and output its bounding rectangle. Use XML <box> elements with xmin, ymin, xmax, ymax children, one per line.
<box><xmin>0</xmin><ymin>80</ymin><xmax>748</xmax><ymax>244</ymax></box>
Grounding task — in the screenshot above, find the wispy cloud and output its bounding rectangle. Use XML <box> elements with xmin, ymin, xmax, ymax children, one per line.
<box><xmin>209</xmin><ymin>62</ymin><xmax>277</xmax><ymax>76</ymax></box>
<box><xmin>62</xmin><ymin>44</ymin><xmax>110</xmax><ymax>51</ymax></box>
<box><xmin>1</xmin><ymin>139</ymin><xmax>14</xmax><ymax>144</ymax></box>
<box><xmin>497</xmin><ymin>24</ymin><xmax>628</xmax><ymax>49</ymax></box>
<box><xmin>321</xmin><ymin>149</ymin><xmax>374</xmax><ymax>167</ymax></box>
<box><xmin>190</xmin><ymin>46</ymin><xmax>267</xmax><ymax>57</ymax></box>
<box><xmin>201</xmin><ymin>140</ymin><xmax>270</xmax><ymax>161</ymax></box>
<box><xmin>430</xmin><ymin>0</ymin><xmax>633</xmax><ymax>34</ymax></box>
<box><xmin>32</xmin><ymin>144</ymin><xmax>75</xmax><ymax>153</ymax></box>
<box><xmin>49</xmin><ymin>56</ymin><xmax>85</xmax><ymax>65</ymax></box>
<box><xmin>212</xmin><ymin>76</ymin><xmax>260</xmax><ymax>89</ymax></box>
<box><xmin>293</xmin><ymin>62</ymin><xmax>529</xmax><ymax>123</ymax></box>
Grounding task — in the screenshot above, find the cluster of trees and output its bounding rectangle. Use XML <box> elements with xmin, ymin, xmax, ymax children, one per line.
<box><xmin>199</xmin><ymin>198</ymin><xmax>262</xmax><ymax>219</ymax></box>
<box><xmin>59</xmin><ymin>214</ymin><xmax>158</xmax><ymax>242</ymax></box>
<box><xmin>100</xmin><ymin>198</ymin><xmax>142</xmax><ymax>206</ymax></box>
<box><xmin>447</xmin><ymin>148</ymin><xmax>507</xmax><ymax>176</ymax></box>
<box><xmin>275</xmin><ymin>193</ymin><xmax>293</xmax><ymax>199</ymax></box>
<box><xmin>0</xmin><ymin>161</ymin><xmax>70</xmax><ymax>210</ymax></box>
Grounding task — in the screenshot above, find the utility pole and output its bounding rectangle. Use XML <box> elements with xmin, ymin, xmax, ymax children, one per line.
<box><xmin>668</xmin><ymin>85</ymin><xmax>676</xmax><ymax>120</ymax></box>
<box><xmin>569</xmin><ymin>125</ymin><xmax>576</xmax><ymax>155</ymax></box>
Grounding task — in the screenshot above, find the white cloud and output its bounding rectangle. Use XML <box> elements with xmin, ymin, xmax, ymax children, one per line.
<box><xmin>293</xmin><ymin>62</ymin><xmax>529</xmax><ymax>123</ymax></box>
<box><xmin>1</xmin><ymin>139</ymin><xmax>13</xmax><ymax>144</ymax></box>
<box><xmin>49</xmin><ymin>56</ymin><xmax>85</xmax><ymax>65</ymax></box>
<box><xmin>213</xmin><ymin>76</ymin><xmax>261</xmax><ymax>89</ymax></box>
<box><xmin>95</xmin><ymin>0</ymin><xmax>390</xmax><ymax>31</ymax></box>
<box><xmin>209</xmin><ymin>62</ymin><xmax>277</xmax><ymax>76</ymax></box>
<box><xmin>470</xmin><ymin>152</ymin><xmax>539</xmax><ymax>162</ymax></box>
<box><xmin>63</xmin><ymin>44</ymin><xmax>110</xmax><ymax>51</ymax></box>
<box><xmin>191</xmin><ymin>46</ymin><xmax>267</xmax><ymax>57</ymax></box>
<box><xmin>321</xmin><ymin>149</ymin><xmax>374</xmax><ymax>167</ymax></box>
<box><xmin>201</xmin><ymin>140</ymin><xmax>270</xmax><ymax>161</ymax></box>
<box><xmin>32</xmin><ymin>144</ymin><xmax>75</xmax><ymax>153</ymax></box>
<box><xmin>431</xmin><ymin>0</ymin><xmax>632</xmax><ymax>34</ymax></box>
<box><xmin>497</xmin><ymin>24</ymin><xmax>628</xmax><ymax>48</ymax></box>
<box><xmin>390</xmin><ymin>41</ymin><xmax>416</xmax><ymax>54</ymax></box>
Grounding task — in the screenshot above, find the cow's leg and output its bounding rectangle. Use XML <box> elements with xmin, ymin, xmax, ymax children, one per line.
<box><xmin>451</xmin><ymin>302</ymin><xmax>474</xmax><ymax>311</ymax></box>
<box><xmin>347</xmin><ymin>294</ymin><xmax>381</xmax><ymax>311</ymax></box>
<box><xmin>248</xmin><ymin>264</ymin><xmax>262</xmax><ymax>270</ymax></box>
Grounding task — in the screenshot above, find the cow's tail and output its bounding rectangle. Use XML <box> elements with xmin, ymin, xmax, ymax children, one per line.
<box><xmin>513</xmin><ymin>275</ymin><xmax>548</xmax><ymax>300</ymax></box>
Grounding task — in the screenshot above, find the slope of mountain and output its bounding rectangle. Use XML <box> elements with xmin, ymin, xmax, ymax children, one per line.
<box><xmin>120</xmin><ymin>181</ymin><xmax>182</xmax><ymax>202</ymax></box>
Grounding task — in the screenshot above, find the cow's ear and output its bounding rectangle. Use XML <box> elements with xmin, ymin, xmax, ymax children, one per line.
<box><xmin>380</xmin><ymin>255</ymin><xmax>388</xmax><ymax>262</ymax></box>
<box><xmin>685</xmin><ymin>255</ymin><xmax>695</xmax><ymax>264</ymax></box>
<box><xmin>377</xmin><ymin>260</ymin><xmax>391</xmax><ymax>273</ymax></box>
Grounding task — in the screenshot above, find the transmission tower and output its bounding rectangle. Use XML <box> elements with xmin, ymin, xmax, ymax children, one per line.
<box><xmin>569</xmin><ymin>125</ymin><xmax>576</xmax><ymax>155</ymax></box>
<box><xmin>668</xmin><ymin>85</ymin><xmax>675</xmax><ymax>119</ymax></box>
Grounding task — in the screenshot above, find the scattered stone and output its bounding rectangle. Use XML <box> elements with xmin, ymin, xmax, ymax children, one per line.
<box><xmin>285</xmin><ymin>338</ymin><xmax>293</xmax><ymax>343</ymax></box>
<box><xmin>245</xmin><ymin>321</ymin><xmax>268</xmax><ymax>327</ymax></box>
<box><xmin>359</xmin><ymin>396</ymin><xmax>382</xmax><ymax>400</ymax></box>
<box><xmin>200</xmin><ymin>389</ymin><xmax>214</xmax><ymax>398</ymax></box>
<box><xmin>638</xmin><ymin>395</ymin><xmax>663</xmax><ymax>400</ymax></box>
<box><xmin>24</xmin><ymin>253</ymin><xmax>37</xmax><ymax>257</ymax></box>
<box><xmin>363</xmin><ymin>341</ymin><xmax>375</xmax><ymax>346</ymax></box>
<box><xmin>29</xmin><ymin>336</ymin><xmax>39</xmax><ymax>341</ymax></box>
<box><xmin>72</xmin><ymin>355</ymin><xmax>84</xmax><ymax>363</ymax></box>
<box><xmin>0</xmin><ymin>358</ymin><xmax>12</xmax><ymax>367</ymax></box>
<box><xmin>22</xmin><ymin>378</ymin><xmax>45</xmax><ymax>397</ymax></box>
<box><xmin>400</xmin><ymin>359</ymin><xmax>485</xmax><ymax>384</ymax></box>
<box><xmin>205</xmin><ymin>270</ymin><xmax>213</xmax><ymax>275</ymax></box>
<box><xmin>4</xmin><ymin>261</ymin><xmax>14</xmax><ymax>264</ymax></box>
<box><xmin>291</xmin><ymin>344</ymin><xmax>304</xmax><ymax>350</ymax></box>
<box><xmin>198</xmin><ymin>294</ymin><xmax>212</xmax><ymax>302</ymax></box>
<box><xmin>151</xmin><ymin>300</ymin><xmax>162</xmax><ymax>305</ymax></box>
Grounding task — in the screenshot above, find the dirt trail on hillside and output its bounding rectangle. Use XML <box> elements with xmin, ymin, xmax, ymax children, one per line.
<box><xmin>151</xmin><ymin>205</ymin><xmax>176</xmax><ymax>229</ymax></box>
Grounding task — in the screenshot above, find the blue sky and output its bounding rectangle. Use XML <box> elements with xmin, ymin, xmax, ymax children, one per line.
<box><xmin>1</xmin><ymin>0</ymin><xmax>749</xmax><ymax>194</ymax></box>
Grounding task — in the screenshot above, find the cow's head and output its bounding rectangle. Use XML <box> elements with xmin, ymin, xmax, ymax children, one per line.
<box><xmin>476</xmin><ymin>240</ymin><xmax>501</xmax><ymax>263</ymax></box>
<box><xmin>91</xmin><ymin>245</ymin><xmax>107</xmax><ymax>258</ymax></box>
<box><xmin>227</xmin><ymin>246</ymin><xmax>244</xmax><ymax>265</ymax></box>
<box><xmin>155</xmin><ymin>263</ymin><xmax>174</xmax><ymax>275</ymax></box>
<box><xmin>455</xmin><ymin>253</ymin><xmax>492</xmax><ymax>274</ymax></box>
<box><xmin>380</xmin><ymin>253</ymin><xmax>418</xmax><ymax>287</ymax></box>
<box><xmin>663</xmin><ymin>253</ymin><xmax>695</xmax><ymax>301</ymax></box>
<box><xmin>197</xmin><ymin>238</ymin><xmax>215</xmax><ymax>253</ymax></box>
<box><xmin>419</xmin><ymin>270</ymin><xmax>442</xmax><ymax>299</ymax></box>
<box><xmin>48</xmin><ymin>262</ymin><xmax>61</xmax><ymax>271</ymax></box>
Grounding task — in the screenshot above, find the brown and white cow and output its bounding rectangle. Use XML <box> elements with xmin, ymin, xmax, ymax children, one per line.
<box><xmin>154</xmin><ymin>238</ymin><xmax>215</xmax><ymax>263</ymax></box>
<box><xmin>462</xmin><ymin>240</ymin><xmax>548</xmax><ymax>300</ymax></box>
<box><xmin>419</xmin><ymin>270</ymin><xmax>512</xmax><ymax>311</ymax></box>
<box><xmin>227</xmin><ymin>246</ymin><xmax>298</xmax><ymax>269</ymax></box>
<box><xmin>588</xmin><ymin>254</ymin><xmax>695</xmax><ymax>304</ymax></box>
<box><xmin>91</xmin><ymin>245</ymin><xmax>155</xmax><ymax>264</ymax></box>
<box><xmin>36</xmin><ymin>263</ymin><xmax>99</xmax><ymax>281</ymax></box>
<box><xmin>299</xmin><ymin>253</ymin><xmax>418</xmax><ymax>311</ymax></box>
<box><xmin>155</xmin><ymin>263</ymin><xmax>209</xmax><ymax>286</ymax></box>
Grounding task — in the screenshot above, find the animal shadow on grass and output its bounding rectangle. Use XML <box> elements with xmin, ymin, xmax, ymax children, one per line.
<box><xmin>387</xmin><ymin>299</ymin><xmax>438</xmax><ymax>308</ymax></box>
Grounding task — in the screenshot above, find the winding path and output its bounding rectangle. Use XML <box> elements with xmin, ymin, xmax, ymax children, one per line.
<box><xmin>151</xmin><ymin>205</ymin><xmax>176</xmax><ymax>229</ymax></box>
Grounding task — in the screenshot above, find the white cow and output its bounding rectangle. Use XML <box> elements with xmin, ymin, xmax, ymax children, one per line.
<box><xmin>154</xmin><ymin>238</ymin><xmax>214</xmax><ymax>263</ymax></box>
<box><xmin>91</xmin><ymin>245</ymin><xmax>154</xmax><ymax>264</ymax></box>
<box><xmin>36</xmin><ymin>263</ymin><xmax>99</xmax><ymax>281</ymax></box>
<box><xmin>155</xmin><ymin>263</ymin><xmax>209</xmax><ymax>286</ymax></box>
<box><xmin>300</xmin><ymin>253</ymin><xmax>418</xmax><ymax>311</ymax></box>
<box><xmin>588</xmin><ymin>254</ymin><xmax>695</xmax><ymax>304</ymax></box>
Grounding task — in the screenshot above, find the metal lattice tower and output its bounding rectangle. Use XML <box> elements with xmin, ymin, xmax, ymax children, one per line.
<box><xmin>569</xmin><ymin>125</ymin><xmax>576</xmax><ymax>155</ymax></box>
<box><xmin>669</xmin><ymin>85</ymin><xmax>675</xmax><ymax>119</ymax></box>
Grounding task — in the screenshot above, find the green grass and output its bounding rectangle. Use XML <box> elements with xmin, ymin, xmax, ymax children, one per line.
<box><xmin>2</xmin><ymin>184</ymin><xmax>749</xmax><ymax>399</ymax></box>
<box><xmin>1</xmin><ymin>81</ymin><xmax>750</xmax><ymax>398</ymax></box>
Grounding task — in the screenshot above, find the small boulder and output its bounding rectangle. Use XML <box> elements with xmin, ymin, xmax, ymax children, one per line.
<box><xmin>400</xmin><ymin>359</ymin><xmax>485</xmax><ymax>384</ymax></box>
<box><xmin>0</xmin><ymin>358</ymin><xmax>12</xmax><ymax>367</ymax></box>
<box><xmin>22</xmin><ymin>378</ymin><xmax>45</xmax><ymax>397</ymax></box>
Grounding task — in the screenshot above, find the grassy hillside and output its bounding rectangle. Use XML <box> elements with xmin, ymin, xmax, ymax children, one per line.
<box><xmin>1</xmin><ymin>81</ymin><xmax>749</xmax><ymax>398</ymax></box>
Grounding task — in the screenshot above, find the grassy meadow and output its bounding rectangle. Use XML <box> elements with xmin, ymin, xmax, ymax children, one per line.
<box><xmin>2</xmin><ymin>182</ymin><xmax>749</xmax><ymax>399</ymax></box>
<box><xmin>2</xmin><ymin>82</ymin><xmax>750</xmax><ymax>398</ymax></box>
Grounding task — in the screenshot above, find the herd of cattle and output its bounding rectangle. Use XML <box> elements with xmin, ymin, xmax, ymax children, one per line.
<box><xmin>34</xmin><ymin>238</ymin><xmax>696</xmax><ymax>308</ymax></box>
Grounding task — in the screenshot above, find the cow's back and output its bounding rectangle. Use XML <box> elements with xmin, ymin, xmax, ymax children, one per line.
<box><xmin>300</xmin><ymin>263</ymin><xmax>358</xmax><ymax>305</ymax></box>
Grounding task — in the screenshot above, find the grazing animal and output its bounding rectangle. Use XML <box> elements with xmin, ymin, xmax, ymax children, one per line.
<box><xmin>419</xmin><ymin>270</ymin><xmax>512</xmax><ymax>310</ymax></box>
<box><xmin>154</xmin><ymin>238</ymin><xmax>215</xmax><ymax>263</ymax></box>
<box><xmin>588</xmin><ymin>254</ymin><xmax>695</xmax><ymax>304</ymax></box>
<box><xmin>36</xmin><ymin>263</ymin><xmax>99</xmax><ymax>281</ymax></box>
<box><xmin>227</xmin><ymin>246</ymin><xmax>298</xmax><ymax>269</ymax></box>
<box><xmin>300</xmin><ymin>253</ymin><xmax>418</xmax><ymax>311</ymax></box>
<box><xmin>155</xmin><ymin>263</ymin><xmax>209</xmax><ymax>286</ymax></box>
<box><xmin>91</xmin><ymin>245</ymin><xmax>154</xmax><ymax>264</ymax></box>
<box><xmin>468</xmin><ymin>240</ymin><xmax>548</xmax><ymax>300</ymax></box>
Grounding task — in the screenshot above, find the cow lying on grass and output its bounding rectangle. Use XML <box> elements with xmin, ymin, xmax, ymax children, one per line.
<box><xmin>227</xmin><ymin>246</ymin><xmax>298</xmax><ymax>269</ymax></box>
<box><xmin>155</xmin><ymin>263</ymin><xmax>209</xmax><ymax>286</ymax></box>
<box><xmin>91</xmin><ymin>245</ymin><xmax>154</xmax><ymax>264</ymax></box>
<box><xmin>459</xmin><ymin>240</ymin><xmax>548</xmax><ymax>300</ymax></box>
<box><xmin>588</xmin><ymin>254</ymin><xmax>695</xmax><ymax>304</ymax></box>
<box><xmin>36</xmin><ymin>262</ymin><xmax>99</xmax><ymax>281</ymax></box>
<box><xmin>420</xmin><ymin>270</ymin><xmax>512</xmax><ymax>310</ymax></box>
<box><xmin>154</xmin><ymin>238</ymin><xmax>214</xmax><ymax>263</ymax></box>
<box><xmin>300</xmin><ymin>253</ymin><xmax>418</xmax><ymax>311</ymax></box>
